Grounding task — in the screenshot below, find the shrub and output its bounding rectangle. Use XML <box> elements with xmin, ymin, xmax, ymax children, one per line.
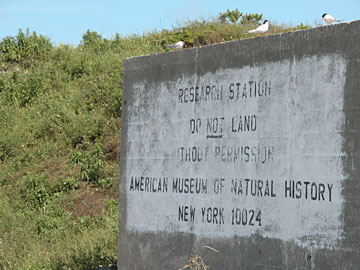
<box><xmin>60</xmin><ymin>177</ymin><xmax>80</xmax><ymax>192</ymax></box>
<box><xmin>81</xmin><ymin>30</ymin><xmax>103</xmax><ymax>48</ymax></box>
<box><xmin>0</xmin><ymin>29</ymin><xmax>52</xmax><ymax>63</ymax></box>
<box><xmin>21</xmin><ymin>173</ymin><xmax>50</xmax><ymax>207</ymax></box>
<box><xmin>240</xmin><ymin>13</ymin><xmax>263</xmax><ymax>24</ymax></box>
<box><xmin>219</xmin><ymin>9</ymin><xmax>243</xmax><ymax>24</ymax></box>
<box><xmin>71</xmin><ymin>142</ymin><xmax>112</xmax><ymax>187</ymax></box>
<box><xmin>109</xmin><ymin>88</ymin><xmax>122</xmax><ymax>117</ymax></box>
<box><xmin>0</xmin><ymin>138</ymin><xmax>13</xmax><ymax>162</ymax></box>
<box><xmin>20</xmin><ymin>173</ymin><xmax>79</xmax><ymax>209</ymax></box>
<box><xmin>81</xmin><ymin>30</ymin><xmax>110</xmax><ymax>53</ymax></box>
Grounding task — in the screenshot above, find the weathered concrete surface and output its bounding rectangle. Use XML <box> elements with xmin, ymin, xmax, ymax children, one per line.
<box><xmin>118</xmin><ymin>21</ymin><xmax>360</xmax><ymax>269</ymax></box>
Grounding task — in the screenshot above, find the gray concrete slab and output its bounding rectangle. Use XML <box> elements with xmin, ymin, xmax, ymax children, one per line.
<box><xmin>119</xmin><ymin>21</ymin><xmax>360</xmax><ymax>269</ymax></box>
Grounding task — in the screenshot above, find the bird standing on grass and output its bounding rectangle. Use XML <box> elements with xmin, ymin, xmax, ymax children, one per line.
<box><xmin>167</xmin><ymin>40</ymin><xmax>185</xmax><ymax>49</ymax></box>
<box><xmin>248</xmin><ymin>20</ymin><xmax>270</xmax><ymax>34</ymax></box>
<box><xmin>322</xmin><ymin>13</ymin><xmax>342</xmax><ymax>25</ymax></box>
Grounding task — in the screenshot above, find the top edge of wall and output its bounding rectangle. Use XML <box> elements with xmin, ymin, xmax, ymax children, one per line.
<box><xmin>124</xmin><ymin>20</ymin><xmax>360</xmax><ymax>62</ymax></box>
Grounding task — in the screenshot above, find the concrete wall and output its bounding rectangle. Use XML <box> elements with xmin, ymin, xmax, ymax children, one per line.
<box><xmin>118</xmin><ymin>21</ymin><xmax>360</xmax><ymax>269</ymax></box>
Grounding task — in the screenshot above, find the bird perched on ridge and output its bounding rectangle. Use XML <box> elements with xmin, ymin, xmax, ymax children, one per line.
<box><xmin>248</xmin><ymin>20</ymin><xmax>270</xmax><ymax>34</ymax></box>
<box><xmin>167</xmin><ymin>40</ymin><xmax>185</xmax><ymax>49</ymax></box>
<box><xmin>322</xmin><ymin>13</ymin><xmax>342</xmax><ymax>25</ymax></box>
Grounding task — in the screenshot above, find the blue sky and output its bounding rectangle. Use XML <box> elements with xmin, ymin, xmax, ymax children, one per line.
<box><xmin>0</xmin><ymin>0</ymin><xmax>359</xmax><ymax>45</ymax></box>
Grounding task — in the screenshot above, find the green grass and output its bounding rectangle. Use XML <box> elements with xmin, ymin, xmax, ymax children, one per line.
<box><xmin>0</xmin><ymin>12</ymin><xmax>310</xmax><ymax>270</ymax></box>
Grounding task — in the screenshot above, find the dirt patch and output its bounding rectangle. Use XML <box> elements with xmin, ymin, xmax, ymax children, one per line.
<box><xmin>65</xmin><ymin>184</ymin><xmax>117</xmax><ymax>218</ymax></box>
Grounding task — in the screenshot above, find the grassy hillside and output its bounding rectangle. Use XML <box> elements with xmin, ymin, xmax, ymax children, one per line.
<box><xmin>0</xmin><ymin>13</ymin><xmax>310</xmax><ymax>270</ymax></box>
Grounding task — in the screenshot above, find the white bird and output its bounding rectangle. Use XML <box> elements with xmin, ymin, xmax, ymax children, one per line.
<box><xmin>248</xmin><ymin>20</ymin><xmax>270</xmax><ymax>34</ymax></box>
<box><xmin>167</xmin><ymin>40</ymin><xmax>185</xmax><ymax>49</ymax></box>
<box><xmin>322</xmin><ymin>13</ymin><xmax>342</xmax><ymax>25</ymax></box>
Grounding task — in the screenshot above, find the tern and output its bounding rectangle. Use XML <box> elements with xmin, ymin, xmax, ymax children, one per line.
<box><xmin>322</xmin><ymin>13</ymin><xmax>342</xmax><ymax>25</ymax></box>
<box><xmin>248</xmin><ymin>20</ymin><xmax>270</xmax><ymax>34</ymax></box>
<box><xmin>167</xmin><ymin>40</ymin><xmax>185</xmax><ymax>49</ymax></box>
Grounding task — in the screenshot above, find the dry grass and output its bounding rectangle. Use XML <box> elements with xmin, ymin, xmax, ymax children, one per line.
<box><xmin>179</xmin><ymin>255</ymin><xmax>209</xmax><ymax>270</ymax></box>
<box><xmin>179</xmin><ymin>246</ymin><xmax>219</xmax><ymax>270</ymax></box>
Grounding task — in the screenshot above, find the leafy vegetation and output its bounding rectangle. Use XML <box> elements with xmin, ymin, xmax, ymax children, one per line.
<box><xmin>219</xmin><ymin>9</ymin><xmax>263</xmax><ymax>25</ymax></box>
<box><xmin>0</xmin><ymin>11</ymin><xmax>310</xmax><ymax>269</ymax></box>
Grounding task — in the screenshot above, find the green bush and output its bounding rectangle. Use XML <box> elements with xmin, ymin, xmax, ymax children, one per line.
<box><xmin>109</xmin><ymin>88</ymin><xmax>122</xmax><ymax>117</ymax></box>
<box><xmin>240</xmin><ymin>13</ymin><xmax>263</xmax><ymax>24</ymax></box>
<box><xmin>219</xmin><ymin>9</ymin><xmax>243</xmax><ymax>24</ymax></box>
<box><xmin>20</xmin><ymin>173</ymin><xmax>80</xmax><ymax>209</ymax></box>
<box><xmin>71</xmin><ymin>142</ymin><xmax>112</xmax><ymax>188</ymax></box>
<box><xmin>80</xmin><ymin>30</ymin><xmax>110</xmax><ymax>53</ymax></box>
<box><xmin>57</xmin><ymin>177</ymin><xmax>80</xmax><ymax>193</ymax></box>
<box><xmin>0</xmin><ymin>29</ymin><xmax>52</xmax><ymax>63</ymax></box>
<box><xmin>0</xmin><ymin>137</ymin><xmax>13</xmax><ymax>162</ymax></box>
<box><xmin>21</xmin><ymin>173</ymin><xmax>50</xmax><ymax>207</ymax></box>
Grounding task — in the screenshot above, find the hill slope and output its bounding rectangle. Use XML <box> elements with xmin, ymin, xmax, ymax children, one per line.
<box><xmin>0</xmin><ymin>14</ymin><xmax>309</xmax><ymax>269</ymax></box>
